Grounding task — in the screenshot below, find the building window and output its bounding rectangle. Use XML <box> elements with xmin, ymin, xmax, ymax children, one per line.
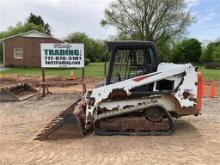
<box><xmin>14</xmin><ymin>48</ymin><xmax>23</xmax><ymax>59</ymax></box>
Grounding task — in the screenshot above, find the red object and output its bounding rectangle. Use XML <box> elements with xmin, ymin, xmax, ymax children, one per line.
<box><xmin>201</xmin><ymin>80</ymin><xmax>205</xmax><ymax>97</ymax></box>
<box><xmin>197</xmin><ymin>72</ymin><xmax>203</xmax><ymax>111</ymax></box>
<box><xmin>132</xmin><ymin>72</ymin><xmax>160</xmax><ymax>82</ymax></box>
<box><xmin>69</xmin><ymin>70</ymin><xmax>75</xmax><ymax>80</ymax></box>
<box><xmin>132</xmin><ymin>75</ymin><xmax>148</xmax><ymax>82</ymax></box>
<box><xmin>209</xmin><ymin>81</ymin><xmax>216</xmax><ymax>98</ymax></box>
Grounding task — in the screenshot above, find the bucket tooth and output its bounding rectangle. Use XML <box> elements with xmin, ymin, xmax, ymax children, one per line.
<box><xmin>35</xmin><ymin>99</ymin><xmax>85</xmax><ymax>141</ymax></box>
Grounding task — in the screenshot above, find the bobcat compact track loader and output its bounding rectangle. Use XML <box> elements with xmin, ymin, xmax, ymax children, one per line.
<box><xmin>35</xmin><ymin>41</ymin><xmax>202</xmax><ymax>140</ymax></box>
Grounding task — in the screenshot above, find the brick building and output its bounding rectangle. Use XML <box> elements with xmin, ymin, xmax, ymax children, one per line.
<box><xmin>0</xmin><ymin>30</ymin><xmax>64</xmax><ymax>67</ymax></box>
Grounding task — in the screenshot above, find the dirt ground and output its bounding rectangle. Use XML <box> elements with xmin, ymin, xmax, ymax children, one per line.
<box><xmin>0</xmin><ymin>76</ymin><xmax>220</xmax><ymax>165</ymax></box>
<box><xmin>0</xmin><ymin>94</ymin><xmax>220</xmax><ymax>164</ymax></box>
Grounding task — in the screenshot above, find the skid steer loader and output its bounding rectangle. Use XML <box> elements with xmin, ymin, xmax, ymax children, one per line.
<box><xmin>35</xmin><ymin>41</ymin><xmax>202</xmax><ymax>140</ymax></box>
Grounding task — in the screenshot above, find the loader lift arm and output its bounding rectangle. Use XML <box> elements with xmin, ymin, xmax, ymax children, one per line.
<box><xmin>85</xmin><ymin>64</ymin><xmax>188</xmax><ymax>121</ymax></box>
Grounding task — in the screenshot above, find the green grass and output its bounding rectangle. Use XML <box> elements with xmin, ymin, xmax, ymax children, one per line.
<box><xmin>1</xmin><ymin>62</ymin><xmax>219</xmax><ymax>80</ymax></box>
<box><xmin>1</xmin><ymin>62</ymin><xmax>105</xmax><ymax>78</ymax></box>
<box><xmin>200</xmin><ymin>67</ymin><xmax>220</xmax><ymax>81</ymax></box>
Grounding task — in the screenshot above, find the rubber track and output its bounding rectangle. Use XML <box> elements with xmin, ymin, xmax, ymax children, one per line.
<box><xmin>93</xmin><ymin>107</ymin><xmax>175</xmax><ymax>136</ymax></box>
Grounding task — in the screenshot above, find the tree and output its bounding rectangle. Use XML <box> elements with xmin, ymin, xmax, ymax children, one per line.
<box><xmin>201</xmin><ymin>41</ymin><xmax>220</xmax><ymax>63</ymax></box>
<box><xmin>0</xmin><ymin>44</ymin><xmax>3</xmax><ymax>63</ymax></box>
<box><xmin>157</xmin><ymin>42</ymin><xmax>172</xmax><ymax>62</ymax></box>
<box><xmin>171</xmin><ymin>38</ymin><xmax>201</xmax><ymax>63</ymax></box>
<box><xmin>27</xmin><ymin>13</ymin><xmax>52</xmax><ymax>35</ymax></box>
<box><xmin>0</xmin><ymin>22</ymin><xmax>44</xmax><ymax>39</ymax></box>
<box><xmin>65</xmin><ymin>32</ymin><xmax>107</xmax><ymax>64</ymax></box>
<box><xmin>0</xmin><ymin>22</ymin><xmax>45</xmax><ymax>62</ymax></box>
<box><xmin>212</xmin><ymin>47</ymin><xmax>220</xmax><ymax>63</ymax></box>
<box><xmin>101</xmin><ymin>0</ymin><xmax>192</xmax><ymax>46</ymax></box>
<box><xmin>66</xmin><ymin>32</ymin><xmax>94</xmax><ymax>63</ymax></box>
<box><xmin>171</xmin><ymin>42</ymin><xmax>185</xmax><ymax>63</ymax></box>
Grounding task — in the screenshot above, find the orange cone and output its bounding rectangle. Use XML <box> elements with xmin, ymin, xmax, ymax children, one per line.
<box><xmin>69</xmin><ymin>70</ymin><xmax>75</xmax><ymax>80</ymax></box>
<box><xmin>209</xmin><ymin>81</ymin><xmax>216</xmax><ymax>98</ymax></box>
<box><xmin>202</xmin><ymin>80</ymin><xmax>205</xmax><ymax>97</ymax></box>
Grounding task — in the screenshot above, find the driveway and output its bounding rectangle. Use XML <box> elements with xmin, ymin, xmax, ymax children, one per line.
<box><xmin>0</xmin><ymin>64</ymin><xmax>8</xmax><ymax>71</ymax></box>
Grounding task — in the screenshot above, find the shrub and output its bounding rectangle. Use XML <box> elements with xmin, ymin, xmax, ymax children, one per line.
<box><xmin>85</xmin><ymin>58</ymin><xmax>90</xmax><ymax>66</ymax></box>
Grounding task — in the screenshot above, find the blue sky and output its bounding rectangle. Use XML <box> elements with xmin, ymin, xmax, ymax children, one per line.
<box><xmin>0</xmin><ymin>0</ymin><xmax>219</xmax><ymax>42</ymax></box>
<box><xmin>187</xmin><ymin>0</ymin><xmax>220</xmax><ymax>42</ymax></box>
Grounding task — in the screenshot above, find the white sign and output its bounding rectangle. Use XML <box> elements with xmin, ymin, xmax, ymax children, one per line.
<box><xmin>41</xmin><ymin>43</ymin><xmax>84</xmax><ymax>68</ymax></box>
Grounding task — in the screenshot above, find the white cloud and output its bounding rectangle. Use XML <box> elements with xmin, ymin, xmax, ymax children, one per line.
<box><xmin>1</xmin><ymin>0</ymin><xmax>220</xmax><ymax>41</ymax></box>
<box><xmin>0</xmin><ymin>0</ymin><xmax>114</xmax><ymax>39</ymax></box>
<box><xmin>185</xmin><ymin>0</ymin><xmax>200</xmax><ymax>8</ymax></box>
<box><xmin>185</xmin><ymin>0</ymin><xmax>199</xmax><ymax>2</ymax></box>
<box><xmin>198</xmin><ymin>12</ymin><xmax>216</xmax><ymax>23</ymax></box>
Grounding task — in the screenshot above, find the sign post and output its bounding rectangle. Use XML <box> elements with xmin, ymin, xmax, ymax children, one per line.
<box><xmin>39</xmin><ymin>43</ymin><xmax>85</xmax><ymax>97</ymax></box>
<box><xmin>41</xmin><ymin>67</ymin><xmax>45</xmax><ymax>96</ymax></box>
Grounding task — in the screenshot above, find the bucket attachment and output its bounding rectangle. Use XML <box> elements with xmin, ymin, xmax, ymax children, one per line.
<box><xmin>0</xmin><ymin>83</ymin><xmax>38</xmax><ymax>102</ymax></box>
<box><xmin>35</xmin><ymin>99</ymin><xmax>85</xmax><ymax>141</ymax></box>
